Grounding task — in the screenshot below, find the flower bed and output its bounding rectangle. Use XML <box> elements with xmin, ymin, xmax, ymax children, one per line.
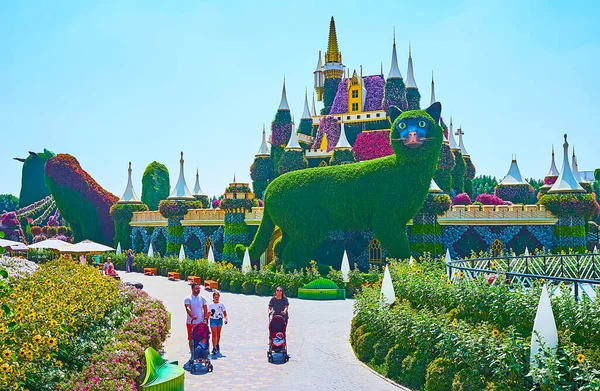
<box><xmin>0</xmin><ymin>255</ymin><xmax>38</xmax><ymax>278</ymax></box>
<box><xmin>351</xmin><ymin>258</ymin><xmax>600</xmax><ymax>389</ymax></box>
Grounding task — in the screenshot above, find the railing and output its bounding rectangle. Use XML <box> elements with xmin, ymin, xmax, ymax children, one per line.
<box><xmin>447</xmin><ymin>253</ymin><xmax>600</xmax><ymax>300</ymax></box>
<box><xmin>131</xmin><ymin>208</ymin><xmax>265</xmax><ymax>226</ymax></box>
<box><xmin>130</xmin><ymin>211</ymin><xmax>167</xmax><ymax>226</ymax></box>
<box><xmin>438</xmin><ymin>204</ymin><xmax>557</xmax><ymax>225</ymax></box>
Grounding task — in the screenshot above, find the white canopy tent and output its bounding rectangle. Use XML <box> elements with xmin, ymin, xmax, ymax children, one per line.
<box><xmin>28</xmin><ymin>239</ymin><xmax>72</xmax><ymax>251</ymax></box>
<box><xmin>61</xmin><ymin>240</ymin><xmax>114</xmax><ymax>253</ymax></box>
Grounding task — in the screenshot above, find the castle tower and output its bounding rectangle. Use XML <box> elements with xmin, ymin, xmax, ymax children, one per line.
<box><xmin>382</xmin><ymin>31</ymin><xmax>407</xmax><ymax>111</ymax></box>
<box><xmin>118</xmin><ymin>162</ymin><xmax>142</xmax><ymax>204</ymax></box>
<box><xmin>405</xmin><ymin>44</ymin><xmax>421</xmax><ymax>110</ymax></box>
<box><xmin>320</xmin><ymin>17</ymin><xmax>345</xmax><ymax>115</ymax></box>
<box><xmin>347</xmin><ymin>69</ymin><xmax>363</xmax><ymax>114</ymax></box>
<box><xmin>549</xmin><ymin>135</ymin><xmax>585</xmax><ymax>193</ymax></box>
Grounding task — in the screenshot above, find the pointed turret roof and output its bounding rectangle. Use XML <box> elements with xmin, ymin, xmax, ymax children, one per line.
<box><xmin>315</xmin><ymin>50</ymin><xmax>323</xmax><ymax>71</ymax></box>
<box><xmin>167</xmin><ymin>152</ymin><xmax>195</xmax><ymax>200</ymax></box>
<box><xmin>546</xmin><ymin>146</ymin><xmax>559</xmax><ymax>177</ymax></box>
<box><xmin>285</xmin><ymin>129</ymin><xmax>302</xmax><ymax>150</ymax></box>
<box><xmin>388</xmin><ymin>30</ymin><xmax>403</xmax><ymax>79</ymax></box>
<box><xmin>118</xmin><ymin>162</ymin><xmax>142</xmax><ymax>204</ymax></box>
<box><xmin>499</xmin><ymin>156</ymin><xmax>528</xmax><ymax>185</ymax></box>
<box><xmin>456</xmin><ymin>126</ymin><xmax>469</xmax><ymax>156</ymax></box>
<box><xmin>302</xmin><ymin>89</ymin><xmax>311</xmax><ymax>119</ymax></box>
<box><xmin>429</xmin><ymin>178</ymin><xmax>443</xmax><ymax>193</ymax></box>
<box><xmin>361</xmin><ymin>69</ymin><xmax>367</xmax><ymax>109</ymax></box>
<box><xmin>406</xmin><ymin>43</ymin><xmax>418</xmax><ymax>89</ymax></box>
<box><xmin>548</xmin><ymin>135</ymin><xmax>585</xmax><ymax>193</ymax></box>
<box><xmin>335</xmin><ymin>121</ymin><xmax>351</xmax><ymax>150</ymax></box>
<box><xmin>325</xmin><ymin>16</ymin><xmax>342</xmax><ymax>63</ymax></box>
<box><xmin>311</xmin><ymin>91</ymin><xmax>317</xmax><ymax>117</ymax></box>
<box><xmin>430</xmin><ymin>71</ymin><xmax>436</xmax><ymax>105</ymax></box>
<box><xmin>256</xmin><ymin>124</ymin><xmax>270</xmax><ymax>157</ymax></box>
<box><xmin>448</xmin><ymin>117</ymin><xmax>458</xmax><ymax>150</ymax></box>
<box><xmin>278</xmin><ymin>78</ymin><xmax>290</xmax><ymax>111</ymax></box>
<box><xmin>571</xmin><ymin>148</ymin><xmax>583</xmax><ymax>183</ymax></box>
<box><xmin>193</xmin><ymin>168</ymin><xmax>205</xmax><ymax>196</ymax></box>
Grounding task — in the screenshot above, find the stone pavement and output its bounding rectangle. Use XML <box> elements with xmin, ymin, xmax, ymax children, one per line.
<box><xmin>123</xmin><ymin>273</ymin><xmax>406</xmax><ymax>391</ymax></box>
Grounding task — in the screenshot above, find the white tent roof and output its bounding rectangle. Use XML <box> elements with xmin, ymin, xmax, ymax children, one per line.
<box><xmin>334</xmin><ymin>122</ymin><xmax>352</xmax><ymax>150</ymax></box>
<box><xmin>168</xmin><ymin>152</ymin><xmax>195</xmax><ymax>200</ymax></box>
<box><xmin>448</xmin><ymin>118</ymin><xmax>458</xmax><ymax>150</ymax></box>
<box><xmin>28</xmin><ymin>239</ymin><xmax>72</xmax><ymax>251</ymax></box>
<box><xmin>387</xmin><ymin>31</ymin><xmax>402</xmax><ymax>79</ymax></box>
<box><xmin>429</xmin><ymin>179</ymin><xmax>443</xmax><ymax>193</ymax></box>
<box><xmin>118</xmin><ymin>162</ymin><xmax>142</xmax><ymax>204</ymax></box>
<box><xmin>549</xmin><ymin>135</ymin><xmax>585</xmax><ymax>193</ymax></box>
<box><xmin>499</xmin><ymin>157</ymin><xmax>528</xmax><ymax>185</ymax></box>
<box><xmin>405</xmin><ymin>44</ymin><xmax>417</xmax><ymax>89</ymax></box>
<box><xmin>193</xmin><ymin>168</ymin><xmax>205</xmax><ymax>196</ymax></box>
<box><xmin>61</xmin><ymin>240</ymin><xmax>114</xmax><ymax>253</ymax></box>
<box><xmin>301</xmin><ymin>89</ymin><xmax>312</xmax><ymax>119</ymax></box>
<box><xmin>546</xmin><ymin>146</ymin><xmax>559</xmax><ymax>177</ymax></box>
<box><xmin>0</xmin><ymin>238</ymin><xmax>24</xmax><ymax>248</ymax></box>
<box><xmin>285</xmin><ymin>129</ymin><xmax>302</xmax><ymax>150</ymax></box>
<box><xmin>278</xmin><ymin>78</ymin><xmax>290</xmax><ymax>111</ymax></box>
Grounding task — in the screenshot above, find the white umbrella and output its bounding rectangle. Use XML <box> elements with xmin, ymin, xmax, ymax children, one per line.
<box><xmin>179</xmin><ymin>244</ymin><xmax>186</xmax><ymax>261</ymax></box>
<box><xmin>28</xmin><ymin>239</ymin><xmax>72</xmax><ymax>251</ymax></box>
<box><xmin>207</xmin><ymin>246</ymin><xmax>215</xmax><ymax>264</ymax></box>
<box><xmin>530</xmin><ymin>285</ymin><xmax>558</xmax><ymax>368</ymax></box>
<box><xmin>7</xmin><ymin>243</ymin><xmax>28</xmax><ymax>251</ymax></box>
<box><xmin>380</xmin><ymin>265</ymin><xmax>396</xmax><ymax>305</ymax></box>
<box><xmin>147</xmin><ymin>243</ymin><xmax>154</xmax><ymax>257</ymax></box>
<box><xmin>61</xmin><ymin>240</ymin><xmax>114</xmax><ymax>253</ymax></box>
<box><xmin>242</xmin><ymin>248</ymin><xmax>251</xmax><ymax>273</ymax></box>
<box><xmin>116</xmin><ymin>242</ymin><xmax>122</xmax><ymax>255</ymax></box>
<box><xmin>340</xmin><ymin>250</ymin><xmax>350</xmax><ymax>283</ymax></box>
<box><xmin>524</xmin><ymin>247</ymin><xmax>530</xmax><ymax>257</ymax></box>
<box><xmin>0</xmin><ymin>238</ymin><xmax>23</xmax><ymax>248</ymax></box>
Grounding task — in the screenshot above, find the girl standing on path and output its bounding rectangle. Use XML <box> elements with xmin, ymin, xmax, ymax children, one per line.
<box><xmin>208</xmin><ymin>290</ymin><xmax>228</xmax><ymax>355</ymax></box>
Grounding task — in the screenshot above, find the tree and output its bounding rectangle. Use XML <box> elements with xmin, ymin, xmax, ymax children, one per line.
<box><xmin>0</xmin><ymin>194</ymin><xmax>19</xmax><ymax>213</ymax></box>
<box><xmin>141</xmin><ymin>162</ymin><xmax>170</xmax><ymax>210</ymax></box>
<box><xmin>472</xmin><ymin>175</ymin><xmax>498</xmax><ymax>197</ymax></box>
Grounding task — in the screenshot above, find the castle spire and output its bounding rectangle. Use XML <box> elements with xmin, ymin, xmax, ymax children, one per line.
<box><xmin>334</xmin><ymin>120</ymin><xmax>352</xmax><ymax>150</ymax></box>
<box><xmin>571</xmin><ymin>147</ymin><xmax>583</xmax><ymax>183</ymax></box>
<box><xmin>193</xmin><ymin>168</ymin><xmax>205</xmax><ymax>196</ymax></box>
<box><xmin>302</xmin><ymin>88</ymin><xmax>312</xmax><ymax>119</ymax></box>
<box><xmin>456</xmin><ymin>126</ymin><xmax>469</xmax><ymax>156</ymax></box>
<box><xmin>448</xmin><ymin>117</ymin><xmax>458</xmax><ymax>149</ymax></box>
<box><xmin>546</xmin><ymin>145</ymin><xmax>559</xmax><ymax>177</ymax></box>
<box><xmin>118</xmin><ymin>162</ymin><xmax>142</xmax><ymax>204</ymax></box>
<box><xmin>314</xmin><ymin>51</ymin><xmax>324</xmax><ymax>101</ymax></box>
<box><xmin>168</xmin><ymin>152</ymin><xmax>195</xmax><ymax>200</ymax></box>
<box><xmin>388</xmin><ymin>29</ymin><xmax>403</xmax><ymax>79</ymax></box>
<box><xmin>285</xmin><ymin>128</ymin><xmax>302</xmax><ymax>150</ymax></box>
<box><xmin>548</xmin><ymin>135</ymin><xmax>585</xmax><ymax>193</ymax></box>
<box><xmin>325</xmin><ymin>16</ymin><xmax>341</xmax><ymax>64</ymax></box>
<box><xmin>406</xmin><ymin>43</ymin><xmax>418</xmax><ymax>89</ymax></box>
<box><xmin>499</xmin><ymin>156</ymin><xmax>527</xmax><ymax>185</ymax></box>
<box><xmin>430</xmin><ymin>70</ymin><xmax>436</xmax><ymax>105</ymax></box>
<box><xmin>278</xmin><ymin>77</ymin><xmax>290</xmax><ymax>111</ymax></box>
<box><xmin>256</xmin><ymin>124</ymin><xmax>270</xmax><ymax>157</ymax></box>
<box><xmin>311</xmin><ymin>91</ymin><xmax>317</xmax><ymax>117</ymax></box>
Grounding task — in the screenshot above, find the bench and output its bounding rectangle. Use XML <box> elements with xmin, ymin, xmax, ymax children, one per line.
<box><xmin>140</xmin><ymin>347</ymin><xmax>184</xmax><ymax>391</ymax></box>
<box><xmin>168</xmin><ymin>272</ymin><xmax>180</xmax><ymax>281</ymax></box>
<box><xmin>187</xmin><ymin>276</ymin><xmax>201</xmax><ymax>284</ymax></box>
<box><xmin>204</xmin><ymin>279</ymin><xmax>218</xmax><ymax>291</ymax></box>
<box><xmin>144</xmin><ymin>268</ymin><xmax>157</xmax><ymax>276</ymax></box>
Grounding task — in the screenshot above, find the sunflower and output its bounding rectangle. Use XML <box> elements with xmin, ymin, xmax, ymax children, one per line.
<box><xmin>577</xmin><ymin>354</ymin><xmax>585</xmax><ymax>363</ymax></box>
<box><xmin>451</xmin><ymin>318</ymin><xmax>458</xmax><ymax>326</ymax></box>
<box><xmin>1</xmin><ymin>350</ymin><xmax>10</xmax><ymax>359</ymax></box>
<box><xmin>0</xmin><ymin>363</ymin><xmax>10</xmax><ymax>373</ymax></box>
<box><xmin>492</xmin><ymin>329</ymin><xmax>500</xmax><ymax>337</ymax></box>
<box><xmin>47</xmin><ymin>337</ymin><xmax>57</xmax><ymax>347</ymax></box>
<box><xmin>459</xmin><ymin>272</ymin><xmax>464</xmax><ymax>279</ymax></box>
<box><xmin>447</xmin><ymin>280</ymin><xmax>452</xmax><ymax>286</ymax></box>
<box><xmin>416</xmin><ymin>269</ymin><xmax>422</xmax><ymax>275</ymax></box>
<box><xmin>33</xmin><ymin>335</ymin><xmax>43</xmax><ymax>344</ymax></box>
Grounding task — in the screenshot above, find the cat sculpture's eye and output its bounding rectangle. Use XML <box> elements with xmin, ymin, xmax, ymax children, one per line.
<box><xmin>418</xmin><ymin>120</ymin><xmax>427</xmax><ymax>128</ymax></box>
<box><xmin>398</xmin><ymin>122</ymin><xmax>407</xmax><ymax>130</ymax></box>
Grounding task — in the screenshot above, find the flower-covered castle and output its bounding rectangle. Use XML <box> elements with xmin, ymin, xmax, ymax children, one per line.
<box><xmin>250</xmin><ymin>17</ymin><xmax>476</xmax><ymax>201</ymax></box>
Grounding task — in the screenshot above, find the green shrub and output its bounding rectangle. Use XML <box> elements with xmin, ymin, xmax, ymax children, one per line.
<box><xmin>351</xmin><ymin>324</ymin><xmax>368</xmax><ymax>349</ymax></box>
<box><xmin>451</xmin><ymin>368</ymin><xmax>486</xmax><ymax>391</ymax></box>
<box><xmin>372</xmin><ymin>338</ymin><xmax>395</xmax><ymax>365</ymax></box>
<box><xmin>355</xmin><ymin>331</ymin><xmax>378</xmax><ymax>363</ymax></box>
<box><xmin>425</xmin><ymin>357</ymin><xmax>455</xmax><ymax>391</ymax></box>
<box><xmin>385</xmin><ymin>344</ymin><xmax>410</xmax><ymax>381</ymax></box>
<box><xmin>141</xmin><ymin>161</ymin><xmax>170</xmax><ymax>210</ymax></box>
<box><xmin>219</xmin><ymin>278</ymin><xmax>230</xmax><ymax>292</ymax></box>
<box><xmin>229</xmin><ymin>279</ymin><xmax>242</xmax><ymax>293</ymax></box>
<box><xmin>349</xmin><ymin>316</ymin><xmax>365</xmax><ymax>346</ymax></box>
<box><xmin>401</xmin><ymin>354</ymin><xmax>428</xmax><ymax>390</ymax></box>
<box><xmin>255</xmin><ymin>281</ymin><xmax>271</xmax><ymax>296</ymax></box>
<box><xmin>242</xmin><ymin>280</ymin><xmax>256</xmax><ymax>295</ymax></box>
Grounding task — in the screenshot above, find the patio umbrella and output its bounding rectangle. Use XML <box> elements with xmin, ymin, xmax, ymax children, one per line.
<box><xmin>7</xmin><ymin>243</ymin><xmax>28</xmax><ymax>251</ymax></box>
<box><xmin>62</xmin><ymin>240</ymin><xmax>114</xmax><ymax>253</ymax></box>
<box><xmin>0</xmin><ymin>238</ymin><xmax>23</xmax><ymax>248</ymax></box>
<box><xmin>207</xmin><ymin>246</ymin><xmax>215</xmax><ymax>264</ymax></box>
<box><xmin>28</xmin><ymin>239</ymin><xmax>72</xmax><ymax>251</ymax></box>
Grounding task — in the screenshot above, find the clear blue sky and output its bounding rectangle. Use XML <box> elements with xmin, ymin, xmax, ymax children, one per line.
<box><xmin>1</xmin><ymin>0</ymin><xmax>599</xmax><ymax>199</ymax></box>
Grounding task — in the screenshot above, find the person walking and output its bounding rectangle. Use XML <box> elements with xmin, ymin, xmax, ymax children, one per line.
<box><xmin>125</xmin><ymin>249</ymin><xmax>134</xmax><ymax>273</ymax></box>
<box><xmin>184</xmin><ymin>283</ymin><xmax>208</xmax><ymax>354</ymax></box>
<box><xmin>268</xmin><ymin>286</ymin><xmax>289</xmax><ymax>324</ymax></box>
<box><xmin>208</xmin><ymin>290</ymin><xmax>228</xmax><ymax>356</ymax></box>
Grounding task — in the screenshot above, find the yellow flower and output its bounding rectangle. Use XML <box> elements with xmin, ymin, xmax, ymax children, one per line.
<box><xmin>1</xmin><ymin>350</ymin><xmax>10</xmax><ymax>359</ymax></box>
<box><xmin>577</xmin><ymin>354</ymin><xmax>585</xmax><ymax>363</ymax></box>
<box><xmin>33</xmin><ymin>335</ymin><xmax>43</xmax><ymax>344</ymax></box>
<box><xmin>491</xmin><ymin>261</ymin><xmax>497</xmax><ymax>269</ymax></box>
<box><xmin>447</xmin><ymin>280</ymin><xmax>452</xmax><ymax>286</ymax></box>
<box><xmin>416</xmin><ymin>269</ymin><xmax>422</xmax><ymax>275</ymax></box>
<box><xmin>459</xmin><ymin>272</ymin><xmax>464</xmax><ymax>279</ymax></box>
<box><xmin>0</xmin><ymin>363</ymin><xmax>10</xmax><ymax>373</ymax></box>
<box><xmin>492</xmin><ymin>329</ymin><xmax>500</xmax><ymax>337</ymax></box>
<box><xmin>47</xmin><ymin>337</ymin><xmax>57</xmax><ymax>347</ymax></box>
<box><xmin>453</xmin><ymin>271</ymin><xmax>458</xmax><ymax>276</ymax></box>
<box><xmin>451</xmin><ymin>318</ymin><xmax>458</xmax><ymax>326</ymax></box>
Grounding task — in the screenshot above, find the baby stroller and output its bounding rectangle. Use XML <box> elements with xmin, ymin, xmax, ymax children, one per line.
<box><xmin>267</xmin><ymin>314</ymin><xmax>289</xmax><ymax>363</ymax></box>
<box><xmin>185</xmin><ymin>320</ymin><xmax>214</xmax><ymax>373</ymax></box>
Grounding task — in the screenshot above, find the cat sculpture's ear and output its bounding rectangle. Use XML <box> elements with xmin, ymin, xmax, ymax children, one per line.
<box><xmin>386</xmin><ymin>105</ymin><xmax>403</xmax><ymax>125</ymax></box>
<box><xmin>425</xmin><ymin>102</ymin><xmax>442</xmax><ymax>124</ymax></box>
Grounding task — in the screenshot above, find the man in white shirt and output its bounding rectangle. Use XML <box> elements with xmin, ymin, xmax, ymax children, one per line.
<box><xmin>184</xmin><ymin>283</ymin><xmax>208</xmax><ymax>354</ymax></box>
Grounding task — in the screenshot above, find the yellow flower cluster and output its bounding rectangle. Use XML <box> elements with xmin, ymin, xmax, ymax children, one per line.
<box><xmin>0</xmin><ymin>260</ymin><xmax>119</xmax><ymax>390</ymax></box>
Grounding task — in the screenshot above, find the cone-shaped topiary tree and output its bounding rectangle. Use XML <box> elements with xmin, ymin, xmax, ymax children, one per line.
<box><xmin>141</xmin><ymin>162</ymin><xmax>170</xmax><ymax>210</ymax></box>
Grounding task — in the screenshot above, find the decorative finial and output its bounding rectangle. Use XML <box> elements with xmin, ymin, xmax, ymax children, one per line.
<box><xmin>128</xmin><ymin>161</ymin><xmax>132</xmax><ymax>171</ymax></box>
<box><xmin>180</xmin><ymin>151</ymin><xmax>184</xmax><ymax>162</ymax></box>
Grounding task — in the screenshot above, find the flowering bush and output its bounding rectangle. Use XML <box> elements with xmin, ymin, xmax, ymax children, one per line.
<box><xmin>277</xmin><ymin>149</ymin><xmax>308</xmax><ymax>175</ymax></box>
<box><xmin>352</xmin><ymin>131</ymin><xmax>393</xmax><ymax>162</ymax></box>
<box><xmin>539</xmin><ymin>193</ymin><xmax>600</xmax><ymax>220</ymax></box>
<box><xmin>211</xmin><ymin>198</ymin><xmax>221</xmax><ymax>209</ymax></box>
<box><xmin>270</xmin><ymin>110</ymin><xmax>292</xmax><ymax>147</ymax></box>
<box><xmin>420</xmin><ymin>194</ymin><xmax>452</xmax><ymax>216</ymax></box>
<box><xmin>495</xmin><ymin>184</ymin><xmax>535</xmax><ymax>205</ymax></box>
<box><xmin>158</xmin><ymin>200</ymin><xmax>203</xmax><ymax>219</ymax></box>
<box><xmin>363</xmin><ymin>75</ymin><xmax>385</xmax><ymax>112</ymax></box>
<box><xmin>382</xmin><ymin>77</ymin><xmax>407</xmax><ymax>111</ymax></box>
<box><xmin>475</xmin><ymin>193</ymin><xmax>505</xmax><ymax>205</ymax></box>
<box><xmin>312</xmin><ymin>116</ymin><xmax>340</xmax><ymax>152</ymax></box>
<box><xmin>250</xmin><ymin>157</ymin><xmax>274</xmax><ymax>199</ymax></box>
<box><xmin>0</xmin><ymin>255</ymin><xmax>38</xmax><ymax>278</ymax></box>
<box><xmin>219</xmin><ymin>198</ymin><xmax>254</xmax><ymax>212</ymax></box>
<box><xmin>453</xmin><ymin>193</ymin><xmax>472</xmax><ymax>205</ymax></box>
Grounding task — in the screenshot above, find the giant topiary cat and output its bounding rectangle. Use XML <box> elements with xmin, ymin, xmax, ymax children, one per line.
<box><xmin>245</xmin><ymin>102</ymin><xmax>443</xmax><ymax>270</ymax></box>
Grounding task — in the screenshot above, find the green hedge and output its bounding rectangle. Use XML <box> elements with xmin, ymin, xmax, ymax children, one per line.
<box><xmin>141</xmin><ymin>161</ymin><xmax>170</xmax><ymax>210</ymax></box>
<box><xmin>452</xmin><ymin>150</ymin><xmax>466</xmax><ymax>194</ymax></box>
<box><xmin>110</xmin><ymin>203</ymin><xmax>149</xmax><ymax>249</ymax></box>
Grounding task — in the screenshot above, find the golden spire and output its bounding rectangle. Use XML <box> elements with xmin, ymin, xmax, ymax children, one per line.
<box><xmin>325</xmin><ymin>17</ymin><xmax>342</xmax><ymax>64</ymax></box>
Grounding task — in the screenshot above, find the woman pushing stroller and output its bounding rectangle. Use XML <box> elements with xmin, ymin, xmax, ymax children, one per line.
<box><xmin>268</xmin><ymin>286</ymin><xmax>289</xmax><ymax>323</ymax></box>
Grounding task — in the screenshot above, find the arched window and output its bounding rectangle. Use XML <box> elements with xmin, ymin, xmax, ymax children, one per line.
<box><xmin>319</xmin><ymin>160</ymin><xmax>328</xmax><ymax>167</ymax></box>
<box><xmin>368</xmin><ymin>238</ymin><xmax>383</xmax><ymax>264</ymax></box>
<box><xmin>204</xmin><ymin>237</ymin><xmax>213</xmax><ymax>259</ymax></box>
<box><xmin>491</xmin><ymin>239</ymin><xmax>503</xmax><ymax>257</ymax></box>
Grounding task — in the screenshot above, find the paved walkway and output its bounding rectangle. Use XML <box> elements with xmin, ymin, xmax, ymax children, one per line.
<box><xmin>123</xmin><ymin>273</ymin><xmax>405</xmax><ymax>391</ymax></box>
